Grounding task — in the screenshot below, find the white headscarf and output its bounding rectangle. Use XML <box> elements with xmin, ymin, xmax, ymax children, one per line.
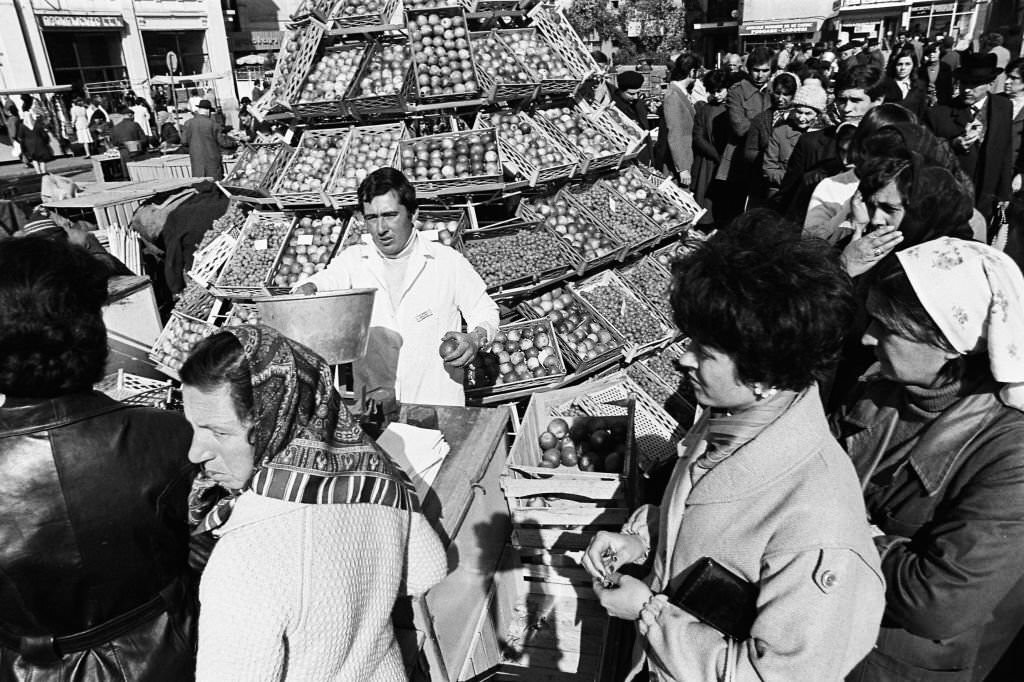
<box><xmin>897</xmin><ymin>237</ymin><xmax>1024</xmax><ymax>410</ymax></box>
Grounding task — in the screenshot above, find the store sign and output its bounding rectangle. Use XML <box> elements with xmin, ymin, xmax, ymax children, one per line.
<box><xmin>229</xmin><ymin>31</ymin><xmax>284</xmax><ymax>52</ymax></box>
<box><xmin>911</xmin><ymin>1</ymin><xmax>956</xmax><ymax>15</ymax></box>
<box><xmin>739</xmin><ymin>20</ymin><xmax>819</xmax><ymax>35</ymax></box>
<box><xmin>38</xmin><ymin>14</ymin><xmax>124</xmax><ymax>29</ymax></box>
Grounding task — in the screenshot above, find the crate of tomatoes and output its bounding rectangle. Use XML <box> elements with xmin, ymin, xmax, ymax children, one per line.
<box><xmin>272</xmin><ymin>127</ymin><xmax>351</xmax><ymax>208</ymax></box>
<box><xmin>475</xmin><ymin>110</ymin><xmax>577</xmax><ymax>187</ymax></box>
<box><xmin>464</xmin><ymin>318</ymin><xmax>568</xmax><ymax>398</ymax></box>
<box><xmin>325</xmin><ymin>122</ymin><xmax>404</xmax><ymax>208</ymax></box>
<box><xmin>398</xmin><ymin>127</ymin><xmax>504</xmax><ymax>197</ymax></box>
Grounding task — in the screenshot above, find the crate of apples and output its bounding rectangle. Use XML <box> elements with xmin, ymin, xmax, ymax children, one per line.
<box><xmin>266</xmin><ymin>24</ymin><xmax>325</xmax><ymax>107</ymax></box>
<box><xmin>469</xmin><ymin>31</ymin><xmax>538</xmax><ymax>102</ymax></box>
<box><xmin>566</xmin><ymin>180</ymin><xmax>662</xmax><ymax>250</ymax></box>
<box><xmin>479</xmin><ymin>111</ymin><xmax>576</xmax><ymax>186</ymax></box>
<box><xmin>535</xmin><ymin>415</ymin><xmax>630</xmax><ymax>473</ymax></box>
<box><xmin>268</xmin><ymin>214</ymin><xmax>344</xmax><ymax>291</ymax></box>
<box><xmin>464</xmin><ymin>319</ymin><xmax>566</xmax><ymax>392</ymax></box>
<box><xmin>520</xmin><ymin>286</ymin><xmax>624</xmax><ymax>370</ymax></box>
<box><xmin>215</xmin><ymin>212</ymin><xmax>294</xmax><ymax>296</ymax></box>
<box><xmin>496</xmin><ymin>29</ymin><xmax>578</xmax><ymax>95</ymax></box>
<box><xmin>326</xmin><ymin>122</ymin><xmax>403</xmax><ymax>207</ymax></box>
<box><xmin>521</xmin><ymin>193</ymin><xmax>621</xmax><ymax>266</ymax></box>
<box><xmin>532</xmin><ymin>107</ymin><xmax>623</xmax><ymax>174</ymax></box>
<box><xmin>294</xmin><ymin>44</ymin><xmax>366</xmax><ymax>113</ymax></box>
<box><xmin>221</xmin><ymin>143</ymin><xmax>292</xmax><ymax>198</ymax></box>
<box><xmin>346</xmin><ymin>41</ymin><xmax>410</xmax><ymax>116</ymax></box>
<box><xmin>399</xmin><ymin>129</ymin><xmax>502</xmax><ymax>195</ymax></box>
<box><xmin>273</xmin><ymin>128</ymin><xmax>350</xmax><ymax>206</ymax></box>
<box><xmin>406</xmin><ymin>8</ymin><xmax>479</xmax><ymax>101</ymax></box>
<box><xmin>330</xmin><ymin>0</ymin><xmax>399</xmax><ymax>30</ymax></box>
<box><xmin>149</xmin><ymin>312</ymin><xmax>217</xmax><ymax>380</ymax></box>
<box><xmin>612</xmin><ymin>168</ymin><xmax>694</xmax><ymax>233</ymax></box>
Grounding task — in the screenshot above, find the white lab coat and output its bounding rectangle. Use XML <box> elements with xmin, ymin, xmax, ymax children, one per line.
<box><xmin>304</xmin><ymin>234</ymin><xmax>498</xmax><ymax>406</ymax></box>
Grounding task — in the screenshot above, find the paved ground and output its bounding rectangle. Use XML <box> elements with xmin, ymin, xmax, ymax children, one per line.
<box><xmin>0</xmin><ymin>155</ymin><xmax>94</xmax><ymax>184</ymax></box>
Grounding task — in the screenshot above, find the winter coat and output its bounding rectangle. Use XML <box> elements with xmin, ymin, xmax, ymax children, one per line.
<box><xmin>691</xmin><ymin>100</ymin><xmax>729</xmax><ymax>219</ymax></box>
<box><xmin>763</xmin><ymin>121</ymin><xmax>808</xmax><ymax>192</ymax></box>
<box><xmin>0</xmin><ymin>391</ymin><xmax>196</xmax><ymax>681</ymax></box>
<box><xmin>655</xmin><ymin>82</ymin><xmax>696</xmax><ymax>180</ymax></box>
<box><xmin>181</xmin><ymin>114</ymin><xmax>224</xmax><ymax>180</ymax></box>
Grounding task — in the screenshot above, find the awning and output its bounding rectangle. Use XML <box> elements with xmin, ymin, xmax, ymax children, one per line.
<box><xmin>739</xmin><ymin>18</ymin><xmax>824</xmax><ymax>35</ymax></box>
<box><xmin>693</xmin><ymin>21</ymin><xmax>740</xmax><ymax>30</ymax></box>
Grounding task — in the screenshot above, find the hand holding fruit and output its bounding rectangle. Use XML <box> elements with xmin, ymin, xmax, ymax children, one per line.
<box><xmin>439</xmin><ymin>329</ymin><xmax>482</xmax><ymax>367</ymax></box>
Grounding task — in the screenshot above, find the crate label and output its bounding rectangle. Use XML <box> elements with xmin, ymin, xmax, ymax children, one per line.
<box><xmin>253</xmin><ymin>239</ymin><xmax>269</xmax><ymax>250</ymax></box>
<box><xmin>419</xmin><ymin>228</ymin><xmax>440</xmax><ymax>242</ymax></box>
<box><xmin>608</xmin><ymin>197</ymin><xmax>617</xmax><ymax>212</ymax></box>
<box><xmin>296</xmin><ymin>234</ymin><xmax>315</xmax><ymax>245</ymax></box>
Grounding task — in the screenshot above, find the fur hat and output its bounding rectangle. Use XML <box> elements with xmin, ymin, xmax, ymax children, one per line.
<box><xmin>617</xmin><ymin>70</ymin><xmax>645</xmax><ymax>90</ymax></box>
<box><xmin>791</xmin><ymin>82</ymin><xmax>827</xmax><ymax>112</ymax></box>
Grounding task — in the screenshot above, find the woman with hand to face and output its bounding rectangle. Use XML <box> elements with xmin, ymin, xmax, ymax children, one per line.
<box><xmin>836</xmin><ymin>239</ymin><xmax>1024</xmax><ymax>681</ymax></box>
<box><xmin>583</xmin><ymin>215</ymin><xmax>885</xmax><ymax>681</ymax></box>
<box><xmin>181</xmin><ymin>325</ymin><xmax>446</xmax><ymax>681</ymax></box>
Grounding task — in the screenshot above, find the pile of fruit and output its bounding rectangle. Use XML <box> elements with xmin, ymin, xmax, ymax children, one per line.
<box><xmin>217</xmin><ymin>214</ymin><xmax>291</xmax><ymax>288</ymax></box>
<box><xmin>407</xmin><ymin>12</ymin><xmax>478</xmax><ymax>98</ymax></box>
<box><xmin>328</xmin><ymin>126</ymin><xmax>401</xmax><ymax>198</ymax></box>
<box><xmin>222</xmin><ymin>144</ymin><xmax>286</xmax><ymax>190</ymax></box>
<box><xmin>174</xmin><ymin>280</ymin><xmax>217</xmax><ymax>319</ymax></box>
<box><xmin>499</xmin><ymin>30</ymin><xmax>573</xmax><ymax>81</ymax></box>
<box><xmin>471</xmin><ymin>32</ymin><xmax>533</xmax><ymax>85</ymax></box>
<box><xmin>228</xmin><ymin>304</ymin><xmax>261</xmax><ymax>326</ymax></box>
<box><xmin>535</xmin><ymin>416</ymin><xmax>628</xmax><ymax>472</ymax></box>
<box><xmin>626</xmin><ymin>364</ymin><xmax>673</xmax><ymax>405</ymax></box>
<box><xmin>484</xmin><ymin>112</ymin><xmax>574</xmax><ymax>171</ymax></box>
<box><xmin>270</xmin><ymin>215</ymin><xmax>344</xmax><ymax>288</ymax></box>
<box><xmin>576</xmin><ymin>280</ymin><xmax>668</xmax><ymax>345</ymax></box>
<box><xmin>297</xmin><ymin>45</ymin><xmax>364</xmax><ymax>103</ymax></box>
<box><xmin>568</xmin><ymin>182</ymin><xmax>660</xmax><ymax>245</ymax></box>
<box><xmin>267</xmin><ymin>29</ymin><xmax>317</xmax><ymax>104</ymax></box>
<box><xmin>612</xmin><ymin>172</ymin><xmax>693</xmax><ymax>229</ymax></box>
<box><xmin>400</xmin><ymin>130</ymin><xmax>501</xmax><ymax>182</ymax></box>
<box><xmin>333</xmin><ymin>0</ymin><xmax>388</xmax><ymax>19</ymax></box>
<box><xmin>150</xmin><ymin>314</ymin><xmax>215</xmax><ymax>373</ymax></box>
<box><xmin>349</xmin><ymin>43</ymin><xmax>409</xmax><ymax>99</ymax></box>
<box><xmin>620</xmin><ymin>257</ymin><xmax>672</xmax><ymax>320</ymax></box>
<box><xmin>276</xmin><ymin>131</ymin><xmax>348</xmax><ymax>194</ymax></box>
<box><xmin>417</xmin><ymin>213</ymin><xmax>459</xmax><ymax>246</ymax></box>
<box><xmin>524</xmin><ymin>287</ymin><xmax>620</xmax><ymax>363</ymax></box>
<box><xmin>197</xmin><ymin>203</ymin><xmax>248</xmax><ymax>251</ymax></box>
<box><xmin>461</xmin><ymin>228</ymin><xmax>569</xmax><ymax>287</ymax></box>
<box><xmin>465</xmin><ymin>322</ymin><xmax>564</xmax><ymax>389</ymax></box>
<box><xmin>536</xmin><ymin>108</ymin><xmax>619</xmax><ymax>158</ymax></box>
<box><xmin>527</xmin><ymin>195</ymin><xmax>617</xmax><ymax>261</ymax></box>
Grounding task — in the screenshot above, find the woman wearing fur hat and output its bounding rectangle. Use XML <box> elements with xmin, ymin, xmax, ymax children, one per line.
<box><xmin>763</xmin><ymin>83</ymin><xmax>827</xmax><ymax>199</ymax></box>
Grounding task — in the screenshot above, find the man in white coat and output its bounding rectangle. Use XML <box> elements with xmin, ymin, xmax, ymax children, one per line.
<box><xmin>295</xmin><ymin>168</ymin><xmax>498</xmax><ymax>406</ymax></box>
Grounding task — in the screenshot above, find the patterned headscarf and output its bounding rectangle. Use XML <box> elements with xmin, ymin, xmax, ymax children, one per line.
<box><xmin>189</xmin><ymin>324</ymin><xmax>418</xmax><ymax>533</ymax></box>
<box><xmin>897</xmin><ymin>238</ymin><xmax>1024</xmax><ymax>410</ymax></box>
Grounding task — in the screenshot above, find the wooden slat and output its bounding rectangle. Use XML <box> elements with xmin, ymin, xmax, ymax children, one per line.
<box><xmin>511</xmin><ymin>506</ymin><xmax>629</xmax><ymax>527</ymax></box>
<box><xmin>502</xmin><ymin>646</ymin><xmax>601</xmax><ymax>676</ymax></box>
<box><xmin>522</xmin><ymin>563</ymin><xmax>593</xmax><ymax>586</ymax></box>
<box><xmin>511</xmin><ymin>527</ymin><xmax>594</xmax><ymax>551</ymax></box>
<box><xmin>501</xmin><ymin>477</ymin><xmax>622</xmax><ymax>500</ymax></box>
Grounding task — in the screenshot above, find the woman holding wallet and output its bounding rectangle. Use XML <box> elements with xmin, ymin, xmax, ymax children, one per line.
<box><xmin>584</xmin><ymin>213</ymin><xmax>885</xmax><ymax>680</ymax></box>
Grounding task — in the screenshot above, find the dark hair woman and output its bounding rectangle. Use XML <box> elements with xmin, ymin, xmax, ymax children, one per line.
<box><xmin>884</xmin><ymin>47</ymin><xmax>928</xmax><ymax>119</ymax></box>
<box><xmin>691</xmin><ymin>69</ymin><xmax>732</xmax><ymax>225</ymax></box>
<box><xmin>836</xmin><ymin>238</ymin><xmax>1024</xmax><ymax>681</ymax></box>
<box><xmin>0</xmin><ymin>237</ymin><xmax>196</xmax><ymax>680</ymax></box>
<box><xmin>584</xmin><ymin>219</ymin><xmax>884</xmax><ymax>680</ymax></box>
<box><xmin>181</xmin><ymin>325</ymin><xmax>446</xmax><ymax>680</ymax></box>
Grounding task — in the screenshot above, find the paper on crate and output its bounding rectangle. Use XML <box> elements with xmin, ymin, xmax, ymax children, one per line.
<box><xmin>376</xmin><ymin>421</ymin><xmax>450</xmax><ymax>487</ymax></box>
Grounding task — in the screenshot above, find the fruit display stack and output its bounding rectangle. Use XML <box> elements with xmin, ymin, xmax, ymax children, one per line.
<box><xmin>521</xmin><ymin>194</ymin><xmax>620</xmax><ymax>265</ymax></box>
<box><xmin>220</xmin><ymin>143</ymin><xmax>291</xmax><ymax>196</ymax></box>
<box><xmin>149</xmin><ymin>313</ymin><xmax>217</xmax><ymax>378</ymax></box>
<box><xmin>460</xmin><ymin>224</ymin><xmax>576</xmax><ymax>290</ymax></box>
<box><xmin>399</xmin><ymin>129</ymin><xmax>502</xmax><ymax>193</ymax></box>
<box><xmin>566</xmin><ymin>181</ymin><xmax>661</xmax><ymax>250</ymax></box>
<box><xmin>295</xmin><ymin>44</ymin><xmax>366</xmax><ymax>111</ymax></box>
<box><xmin>273</xmin><ymin>129</ymin><xmax>350</xmax><ymax>204</ymax></box>
<box><xmin>469</xmin><ymin>31</ymin><xmax>537</xmax><ymax>102</ymax></box>
<box><xmin>464</xmin><ymin>319</ymin><xmax>566</xmax><ymax>391</ymax></box>
<box><xmin>326</xmin><ymin>123</ymin><xmax>403</xmax><ymax>206</ymax></box>
<box><xmin>573</xmin><ymin>271</ymin><xmax>672</xmax><ymax>348</ymax></box>
<box><xmin>478</xmin><ymin>111</ymin><xmax>576</xmax><ymax>186</ymax></box>
<box><xmin>215</xmin><ymin>213</ymin><xmax>294</xmax><ymax>295</ymax></box>
<box><xmin>406</xmin><ymin>8</ymin><xmax>479</xmax><ymax>101</ymax></box>
<box><xmin>521</xmin><ymin>287</ymin><xmax>623</xmax><ymax>368</ymax></box>
<box><xmin>268</xmin><ymin>214</ymin><xmax>345</xmax><ymax>290</ymax></box>
<box><xmin>534</xmin><ymin>416</ymin><xmax>628</xmax><ymax>472</ymax></box>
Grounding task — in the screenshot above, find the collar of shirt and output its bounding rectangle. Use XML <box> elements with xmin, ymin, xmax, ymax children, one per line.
<box><xmin>972</xmin><ymin>95</ymin><xmax>988</xmax><ymax>115</ymax></box>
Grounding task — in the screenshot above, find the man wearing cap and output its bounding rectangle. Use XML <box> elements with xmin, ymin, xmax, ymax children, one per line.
<box><xmin>181</xmin><ymin>99</ymin><xmax>224</xmax><ymax>180</ymax></box>
<box><xmin>611</xmin><ymin>70</ymin><xmax>651</xmax><ymax>130</ymax></box>
<box><xmin>863</xmin><ymin>38</ymin><xmax>886</xmax><ymax>71</ymax></box>
<box><xmin>926</xmin><ymin>53</ymin><xmax>1012</xmax><ymax>222</ymax></box>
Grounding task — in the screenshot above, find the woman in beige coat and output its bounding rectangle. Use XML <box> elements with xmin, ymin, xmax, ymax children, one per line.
<box><xmin>584</xmin><ymin>214</ymin><xmax>885</xmax><ymax>681</ymax></box>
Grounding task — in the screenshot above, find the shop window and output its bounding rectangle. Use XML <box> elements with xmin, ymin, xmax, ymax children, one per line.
<box><xmin>143</xmin><ymin>31</ymin><xmax>208</xmax><ymax>76</ymax></box>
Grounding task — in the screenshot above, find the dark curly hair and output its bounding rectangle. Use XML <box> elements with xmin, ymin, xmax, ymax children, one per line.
<box><xmin>670</xmin><ymin>211</ymin><xmax>855</xmax><ymax>390</ymax></box>
<box><xmin>0</xmin><ymin>237</ymin><xmax>109</xmax><ymax>397</ymax></box>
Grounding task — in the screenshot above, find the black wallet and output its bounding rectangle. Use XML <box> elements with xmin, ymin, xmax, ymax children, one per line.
<box><xmin>666</xmin><ymin>556</ymin><xmax>759</xmax><ymax>641</ymax></box>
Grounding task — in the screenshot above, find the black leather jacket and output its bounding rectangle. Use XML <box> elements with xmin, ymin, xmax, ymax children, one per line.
<box><xmin>0</xmin><ymin>391</ymin><xmax>196</xmax><ymax>681</ymax></box>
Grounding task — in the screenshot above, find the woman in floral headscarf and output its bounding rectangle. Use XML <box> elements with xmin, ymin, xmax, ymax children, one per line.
<box><xmin>180</xmin><ymin>325</ymin><xmax>446</xmax><ymax>681</ymax></box>
<box><xmin>834</xmin><ymin>238</ymin><xmax>1024</xmax><ymax>681</ymax></box>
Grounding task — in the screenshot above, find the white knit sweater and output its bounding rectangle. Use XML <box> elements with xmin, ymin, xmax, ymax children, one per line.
<box><xmin>195</xmin><ymin>491</ymin><xmax>447</xmax><ymax>681</ymax></box>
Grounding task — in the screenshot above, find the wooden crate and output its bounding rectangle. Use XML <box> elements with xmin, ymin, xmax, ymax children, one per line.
<box><xmin>271</xmin><ymin>127</ymin><xmax>351</xmax><ymax>207</ymax></box>
<box><xmin>398</xmin><ymin>128</ymin><xmax>505</xmax><ymax>198</ymax></box>
<box><xmin>571</xmin><ymin>269</ymin><xmax>675</xmax><ymax>360</ymax></box>
<box><xmin>564</xmin><ymin>179</ymin><xmax>662</xmax><ymax>254</ymax></box>
<box><xmin>329</xmin><ymin>0</ymin><xmax>401</xmax><ymax>34</ymax></box>
<box><xmin>148</xmin><ymin>311</ymin><xmax>219</xmax><ymax>381</ymax></box>
<box><xmin>218</xmin><ymin>142</ymin><xmax>292</xmax><ymax>204</ymax></box>
<box><xmin>186</xmin><ymin>231</ymin><xmax>237</xmax><ymax>287</ymax></box>
<box><xmin>406</xmin><ymin>6</ymin><xmax>483</xmax><ymax>105</ymax></box>
<box><xmin>325</xmin><ymin>121</ymin><xmax>405</xmax><ymax>208</ymax></box>
<box><xmin>211</xmin><ymin>211</ymin><xmax>295</xmax><ymax>299</ymax></box>
<box><xmin>469</xmin><ymin>30</ymin><xmax>541</xmax><ymax>104</ymax></box>
<box><xmin>517</xmin><ymin>190</ymin><xmax>626</xmax><ymax>273</ymax></box>
<box><xmin>474</xmin><ymin>110</ymin><xmax>577</xmax><ymax>187</ymax></box>
<box><xmin>458</xmin><ymin>220</ymin><xmax>580</xmax><ymax>296</ymax></box>
<box><xmin>493</xmin><ymin>27</ymin><xmax>582</xmax><ymax>98</ymax></box>
<box><xmin>266</xmin><ymin>23</ymin><xmax>326</xmax><ymax>108</ymax></box>
<box><xmin>95</xmin><ymin>370</ymin><xmax>173</xmax><ymax>409</ymax></box>
<box><xmin>264</xmin><ymin>213</ymin><xmax>346</xmax><ymax>294</ymax></box>
<box><xmin>343</xmin><ymin>40</ymin><xmax>413</xmax><ymax>119</ymax></box>
<box><xmin>529</xmin><ymin>107</ymin><xmax>623</xmax><ymax>176</ymax></box>
<box><xmin>465</xmin><ymin>318</ymin><xmax>569</xmax><ymax>398</ymax></box>
<box><xmin>290</xmin><ymin>42</ymin><xmax>368</xmax><ymax>119</ymax></box>
<box><xmin>529</xmin><ymin>6</ymin><xmax>600</xmax><ymax>84</ymax></box>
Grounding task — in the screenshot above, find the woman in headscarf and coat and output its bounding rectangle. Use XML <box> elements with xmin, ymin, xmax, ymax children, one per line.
<box><xmin>836</xmin><ymin>238</ymin><xmax>1024</xmax><ymax>681</ymax></box>
<box><xmin>181</xmin><ymin>325</ymin><xmax>447</xmax><ymax>681</ymax></box>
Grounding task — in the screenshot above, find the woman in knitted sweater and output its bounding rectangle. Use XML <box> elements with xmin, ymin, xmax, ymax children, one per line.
<box><xmin>181</xmin><ymin>325</ymin><xmax>446</xmax><ymax>681</ymax></box>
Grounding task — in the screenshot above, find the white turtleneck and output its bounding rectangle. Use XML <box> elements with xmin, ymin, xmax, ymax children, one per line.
<box><xmin>377</xmin><ymin>231</ymin><xmax>417</xmax><ymax>311</ymax></box>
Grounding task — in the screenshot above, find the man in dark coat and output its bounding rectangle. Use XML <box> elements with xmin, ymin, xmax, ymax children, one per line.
<box><xmin>719</xmin><ymin>46</ymin><xmax>772</xmax><ymax>221</ymax></box>
<box><xmin>926</xmin><ymin>53</ymin><xmax>1012</xmax><ymax>223</ymax></box>
<box><xmin>919</xmin><ymin>42</ymin><xmax>955</xmax><ymax>107</ymax></box>
<box><xmin>181</xmin><ymin>99</ymin><xmax>224</xmax><ymax>180</ymax></box>
<box><xmin>611</xmin><ymin>70</ymin><xmax>651</xmax><ymax>130</ymax></box>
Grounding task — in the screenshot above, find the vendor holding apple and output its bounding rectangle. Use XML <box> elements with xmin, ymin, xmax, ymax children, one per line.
<box><xmin>294</xmin><ymin>168</ymin><xmax>498</xmax><ymax>406</ymax></box>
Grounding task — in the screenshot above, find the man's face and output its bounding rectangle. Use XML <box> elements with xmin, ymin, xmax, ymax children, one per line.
<box><xmin>1006</xmin><ymin>70</ymin><xmax>1024</xmax><ymax>97</ymax></box>
<box><xmin>726</xmin><ymin>56</ymin><xmax>743</xmax><ymax>72</ymax></box>
<box><xmin>837</xmin><ymin>87</ymin><xmax>879</xmax><ymax>123</ymax></box>
<box><xmin>363</xmin><ymin>190</ymin><xmax>415</xmax><ymax>257</ymax></box>
<box><xmin>749</xmin><ymin>62</ymin><xmax>771</xmax><ymax>87</ymax></box>
<box><xmin>961</xmin><ymin>81</ymin><xmax>991</xmax><ymax>106</ymax></box>
<box><xmin>620</xmin><ymin>88</ymin><xmax>642</xmax><ymax>102</ymax></box>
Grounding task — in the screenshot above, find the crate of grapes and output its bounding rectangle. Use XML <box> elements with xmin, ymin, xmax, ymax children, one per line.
<box><xmin>343</xmin><ymin>40</ymin><xmax>413</xmax><ymax>119</ymax></box>
<box><xmin>264</xmin><ymin>213</ymin><xmax>347</xmax><ymax>294</ymax></box>
<box><xmin>398</xmin><ymin>128</ymin><xmax>505</xmax><ymax>198</ymax></box>
<box><xmin>219</xmin><ymin>142</ymin><xmax>293</xmax><ymax>204</ymax></box>
<box><xmin>474</xmin><ymin>110</ymin><xmax>577</xmax><ymax>187</ymax></box>
<box><xmin>610</xmin><ymin>165</ymin><xmax>701</xmax><ymax>237</ymax></box>
<box><xmin>517</xmin><ymin>286</ymin><xmax>626</xmax><ymax>376</ymax></box>
<box><xmin>458</xmin><ymin>220</ymin><xmax>581</xmax><ymax>299</ymax></box>
<box><xmin>530</xmin><ymin>106</ymin><xmax>625</xmax><ymax>176</ymax></box>
<box><xmin>571</xmin><ymin>270</ymin><xmax>675</xmax><ymax>360</ymax></box>
<box><xmin>289</xmin><ymin>42</ymin><xmax>368</xmax><ymax>119</ymax></box>
<box><xmin>266</xmin><ymin>23</ymin><xmax>327</xmax><ymax>110</ymax></box>
<box><xmin>271</xmin><ymin>127</ymin><xmax>351</xmax><ymax>207</ymax></box>
<box><xmin>325</xmin><ymin>122</ymin><xmax>404</xmax><ymax>208</ymax></box>
<box><xmin>469</xmin><ymin>30</ymin><xmax>540</xmax><ymax>104</ymax></box>
<box><xmin>618</xmin><ymin>254</ymin><xmax>674</xmax><ymax>325</ymax></box>
<box><xmin>406</xmin><ymin>6</ymin><xmax>483</xmax><ymax>107</ymax></box>
<box><xmin>211</xmin><ymin>211</ymin><xmax>295</xmax><ymax>299</ymax></box>
<box><xmin>492</xmin><ymin>27</ymin><xmax>581</xmax><ymax>98</ymax></box>
<box><xmin>517</xmin><ymin>189</ymin><xmax>626</xmax><ymax>273</ymax></box>
<box><xmin>564</xmin><ymin>180</ymin><xmax>663</xmax><ymax>255</ymax></box>
<box><xmin>465</xmin><ymin>318</ymin><xmax>569</xmax><ymax>399</ymax></box>
<box><xmin>329</xmin><ymin>0</ymin><xmax>401</xmax><ymax>34</ymax></box>
<box><xmin>149</xmin><ymin>311</ymin><xmax>219</xmax><ymax>381</ymax></box>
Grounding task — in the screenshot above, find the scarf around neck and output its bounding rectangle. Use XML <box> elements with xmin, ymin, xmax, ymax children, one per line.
<box><xmin>689</xmin><ymin>389</ymin><xmax>800</xmax><ymax>475</ymax></box>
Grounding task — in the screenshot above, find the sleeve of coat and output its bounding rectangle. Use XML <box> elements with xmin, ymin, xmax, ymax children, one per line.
<box><xmin>403</xmin><ymin>511</ymin><xmax>448</xmax><ymax>597</ymax></box>
<box><xmin>645</xmin><ymin>548</ymin><xmax>884</xmax><ymax>681</ymax></box>
<box><xmin>452</xmin><ymin>249</ymin><xmax>499</xmax><ymax>340</ymax></box>
<box><xmin>726</xmin><ymin>84</ymin><xmax>752</xmax><ymax>138</ymax></box>
<box><xmin>763</xmin><ymin>129</ymin><xmax>789</xmax><ymax>186</ymax></box>
<box><xmin>664</xmin><ymin>94</ymin><xmax>695</xmax><ymax>175</ymax></box>
<box><xmin>878</xmin><ymin>426</ymin><xmax>1024</xmax><ymax>640</ymax></box>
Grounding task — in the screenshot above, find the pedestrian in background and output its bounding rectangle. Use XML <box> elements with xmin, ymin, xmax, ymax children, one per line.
<box><xmin>181</xmin><ymin>99</ymin><xmax>224</xmax><ymax>180</ymax></box>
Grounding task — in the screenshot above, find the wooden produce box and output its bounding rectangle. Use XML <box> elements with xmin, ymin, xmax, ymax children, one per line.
<box><xmin>474</xmin><ymin>110</ymin><xmax>578</xmax><ymax>187</ymax></box>
<box><xmin>218</xmin><ymin>142</ymin><xmax>292</xmax><ymax>205</ymax></box>
<box><xmin>398</xmin><ymin>128</ymin><xmax>505</xmax><ymax>198</ymax></box>
<box><xmin>148</xmin><ymin>311</ymin><xmax>218</xmax><ymax>381</ymax></box>
<box><xmin>329</xmin><ymin>0</ymin><xmax>401</xmax><ymax>34</ymax></box>
<box><xmin>564</xmin><ymin>179</ymin><xmax>662</xmax><ymax>255</ymax></box>
<box><xmin>468</xmin><ymin>30</ymin><xmax>540</xmax><ymax>104</ymax></box>
<box><xmin>186</xmin><ymin>231</ymin><xmax>238</xmax><ymax>288</ymax></box>
<box><xmin>211</xmin><ymin>211</ymin><xmax>295</xmax><ymax>299</ymax></box>
<box><xmin>406</xmin><ymin>6</ymin><xmax>483</xmax><ymax>106</ymax></box>
<box><xmin>343</xmin><ymin>40</ymin><xmax>413</xmax><ymax>120</ymax></box>
<box><xmin>465</xmin><ymin>318</ymin><xmax>568</xmax><ymax>399</ymax></box>
<box><xmin>529</xmin><ymin>6</ymin><xmax>601</xmax><ymax>86</ymax></box>
<box><xmin>458</xmin><ymin>220</ymin><xmax>580</xmax><ymax>299</ymax></box>
<box><xmin>265</xmin><ymin>23</ymin><xmax>326</xmax><ymax>111</ymax></box>
<box><xmin>325</xmin><ymin>121</ymin><xmax>405</xmax><ymax>208</ymax></box>
<box><xmin>271</xmin><ymin>127</ymin><xmax>351</xmax><ymax>208</ymax></box>
<box><xmin>571</xmin><ymin>269</ymin><xmax>676</xmax><ymax>361</ymax></box>
<box><xmin>289</xmin><ymin>41</ymin><xmax>368</xmax><ymax>119</ymax></box>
